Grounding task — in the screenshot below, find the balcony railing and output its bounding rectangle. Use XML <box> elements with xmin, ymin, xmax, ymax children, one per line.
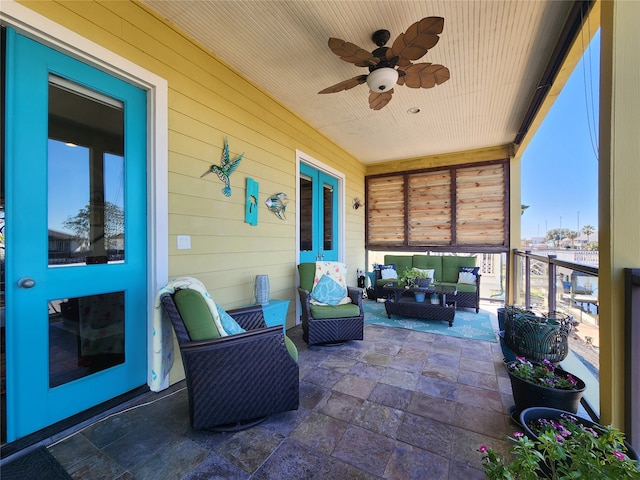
<box><xmin>512</xmin><ymin>249</ymin><xmax>600</xmax><ymax>419</ymax></box>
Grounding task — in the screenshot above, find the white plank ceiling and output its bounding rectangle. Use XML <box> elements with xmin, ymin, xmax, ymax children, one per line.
<box><xmin>141</xmin><ymin>0</ymin><xmax>575</xmax><ymax>164</ymax></box>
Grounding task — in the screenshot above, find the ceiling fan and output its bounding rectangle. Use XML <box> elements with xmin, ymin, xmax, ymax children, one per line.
<box><xmin>318</xmin><ymin>17</ymin><xmax>450</xmax><ymax>110</ymax></box>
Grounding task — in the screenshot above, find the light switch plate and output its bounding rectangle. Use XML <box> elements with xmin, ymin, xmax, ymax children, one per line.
<box><xmin>177</xmin><ymin>235</ymin><xmax>191</xmax><ymax>250</ymax></box>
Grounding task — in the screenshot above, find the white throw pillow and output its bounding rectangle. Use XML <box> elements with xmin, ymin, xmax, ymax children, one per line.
<box><xmin>458</xmin><ymin>271</ymin><xmax>477</xmax><ymax>285</ymax></box>
<box><xmin>415</xmin><ymin>268</ymin><xmax>435</xmax><ymax>279</ymax></box>
<box><xmin>381</xmin><ymin>268</ymin><xmax>398</xmax><ymax>280</ymax></box>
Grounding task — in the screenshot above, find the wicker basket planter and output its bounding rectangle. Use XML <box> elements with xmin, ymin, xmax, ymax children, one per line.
<box><xmin>503</xmin><ymin>307</ymin><xmax>573</xmax><ymax>363</ymax></box>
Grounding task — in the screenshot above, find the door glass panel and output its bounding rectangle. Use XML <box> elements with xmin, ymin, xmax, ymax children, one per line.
<box><xmin>300</xmin><ymin>175</ymin><xmax>313</xmax><ymax>251</ymax></box>
<box><xmin>323</xmin><ymin>182</ymin><xmax>333</xmax><ymax>251</ymax></box>
<box><xmin>49</xmin><ymin>291</ymin><xmax>125</xmax><ymax>387</ymax></box>
<box><xmin>48</xmin><ymin>76</ymin><xmax>125</xmax><ymax>266</ymax></box>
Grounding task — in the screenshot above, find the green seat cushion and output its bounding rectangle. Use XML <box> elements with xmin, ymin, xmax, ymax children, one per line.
<box><xmin>310</xmin><ymin>302</ymin><xmax>361</xmax><ymax>319</ymax></box>
<box><xmin>173</xmin><ymin>289</ymin><xmax>221</xmax><ymax>341</ymax></box>
<box><xmin>442</xmin><ymin>256</ymin><xmax>477</xmax><ymax>283</ymax></box>
<box><xmin>284</xmin><ymin>336</ymin><xmax>298</xmax><ymax>361</ymax></box>
<box><xmin>438</xmin><ymin>281</ymin><xmax>477</xmax><ymax>293</ymax></box>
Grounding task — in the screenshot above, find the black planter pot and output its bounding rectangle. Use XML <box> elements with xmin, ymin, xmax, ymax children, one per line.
<box><xmin>520</xmin><ymin>407</ymin><xmax>640</xmax><ymax>464</ymax></box>
<box><xmin>507</xmin><ymin>361</ymin><xmax>586</xmax><ymax>416</ymax></box>
<box><xmin>416</xmin><ymin>278</ymin><xmax>432</xmax><ymax>288</ymax></box>
<box><xmin>497</xmin><ymin>308</ymin><xmax>517</xmax><ymax>362</ymax></box>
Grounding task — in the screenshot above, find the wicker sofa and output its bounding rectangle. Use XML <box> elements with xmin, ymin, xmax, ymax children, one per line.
<box><xmin>371</xmin><ymin>254</ymin><xmax>481</xmax><ymax>312</ymax></box>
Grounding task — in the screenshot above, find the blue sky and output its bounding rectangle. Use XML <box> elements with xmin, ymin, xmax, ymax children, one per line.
<box><xmin>48</xmin><ymin>140</ymin><xmax>124</xmax><ymax>233</ymax></box>
<box><xmin>520</xmin><ymin>30</ymin><xmax>600</xmax><ymax>240</ymax></box>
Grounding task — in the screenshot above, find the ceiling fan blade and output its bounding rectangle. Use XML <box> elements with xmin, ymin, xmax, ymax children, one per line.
<box><xmin>398</xmin><ymin>63</ymin><xmax>450</xmax><ymax>89</ymax></box>
<box><xmin>318</xmin><ymin>75</ymin><xmax>368</xmax><ymax>94</ymax></box>
<box><xmin>328</xmin><ymin>38</ymin><xmax>380</xmax><ymax>67</ymax></box>
<box><xmin>369</xmin><ymin>89</ymin><xmax>394</xmax><ymax>110</ymax></box>
<box><xmin>387</xmin><ymin>17</ymin><xmax>444</xmax><ymax>67</ymax></box>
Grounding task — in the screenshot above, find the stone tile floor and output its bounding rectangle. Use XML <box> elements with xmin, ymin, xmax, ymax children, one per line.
<box><xmin>49</xmin><ymin>304</ymin><xmax>516</xmax><ymax>479</ymax></box>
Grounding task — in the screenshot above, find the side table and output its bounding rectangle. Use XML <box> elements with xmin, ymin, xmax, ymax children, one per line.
<box><xmin>252</xmin><ymin>299</ymin><xmax>290</xmax><ymax>333</ymax></box>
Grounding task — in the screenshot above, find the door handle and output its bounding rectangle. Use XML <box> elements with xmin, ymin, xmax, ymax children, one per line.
<box><xmin>18</xmin><ymin>277</ymin><xmax>36</xmax><ymax>289</ymax></box>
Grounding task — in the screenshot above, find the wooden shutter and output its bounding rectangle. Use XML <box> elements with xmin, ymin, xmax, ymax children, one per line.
<box><xmin>366</xmin><ymin>159</ymin><xmax>508</xmax><ymax>251</ymax></box>
<box><xmin>456</xmin><ymin>163</ymin><xmax>506</xmax><ymax>245</ymax></box>
<box><xmin>408</xmin><ymin>170</ymin><xmax>451</xmax><ymax>245</ymax></box>
<box><xmin>366</xmin><ymin>175</ymin><xmax>405</xmax><ymax>246</ymax></box>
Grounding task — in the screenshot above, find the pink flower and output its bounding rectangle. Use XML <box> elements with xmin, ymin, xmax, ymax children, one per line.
<box><xmin>480</xmin><ymin>445</ymin><xmax>488</xmax><ymax>453</ymax></box>
<box><xmin>513</xmin><ymin>432</ymin><xmax>524</xmax><ymax>438</ymax></box>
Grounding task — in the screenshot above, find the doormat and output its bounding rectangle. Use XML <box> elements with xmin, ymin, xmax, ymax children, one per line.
<box><xmin>2</xmin><ymin>447</ymin><xmax>72</xmax><ymax>480</ymax></box>
<box><xmin>363</xmin><ymin>300</ymin><xmax>498</xmax><ymax>343</ymax></box>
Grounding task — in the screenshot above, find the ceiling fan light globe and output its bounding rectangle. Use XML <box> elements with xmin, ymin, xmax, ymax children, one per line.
<box><xmin>366</xmin><ymin>68</ymin><xmax>398</xmax><ymax>92</ymax></box>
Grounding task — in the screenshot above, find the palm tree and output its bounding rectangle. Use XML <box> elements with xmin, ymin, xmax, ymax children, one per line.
<box><xmin>582</xmin><ymin>225</ymin><xmax>596</xmax><ymax>242</ymax></box>
<box><xmin>567</xmin><ymin>230</ymin><xmax>579</xmax><ymax>248</ymax></box>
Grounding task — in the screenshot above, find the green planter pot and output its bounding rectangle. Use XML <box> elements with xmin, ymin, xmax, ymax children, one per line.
<box><xmin>507</xmin><ymin>361</ymin><xmax>586</xmax><ymax>416</ymax></box>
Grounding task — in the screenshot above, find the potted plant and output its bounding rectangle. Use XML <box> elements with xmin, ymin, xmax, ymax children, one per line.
<box><xmin>480</xmin><ymin>407</ymin><xmax>640</xmax><ymax>479</ymax></box>
<box><xmin>506</xmin><ymin>357</ymin><xmax>586</xmax><ymax>417</ymax></box>
<box><xmin>399</xmin><ymin>267</ymin><xmax>432</xmax><ymax>289</ymax></box>
<box><xmin>503</xmin><ymin>308</ymin><xmax>573</xmax><ymax>363</ymax></box>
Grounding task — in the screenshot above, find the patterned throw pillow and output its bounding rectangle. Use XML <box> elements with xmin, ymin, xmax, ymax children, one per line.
<box><xmin>458</xmin><ymin>266</ymin><xmax>479</xmax><ymax>285</ymax></box>
<box><xmin>217</xmin><ymin>305</ymin><xmax>246</xmax><ymax>335</ymax></box>
<box><xmin>379</xmin><ymin>264</ymin><xmax>398</xmax><ymax>280</ymax></box>
<box><xmin>311</xmin><ymin>274</ymin><xmax>347</xmax><ymax>306</ymax></box>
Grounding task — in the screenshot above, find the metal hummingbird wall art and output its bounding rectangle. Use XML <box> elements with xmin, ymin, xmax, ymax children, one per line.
<box><xmin>201</xmin><ymin>136</ymin><xmax>244</xmax><ymax>196</ymax></box>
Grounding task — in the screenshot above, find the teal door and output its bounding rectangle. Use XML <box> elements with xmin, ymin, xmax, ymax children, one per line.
<box><xmin>299</xmin><ymin>163</ymin><xmax>339</xmax><ymax>263</ymax></box>
<box><xmin>4</xmin><ymin>30</ymin><xmax>148</xmax><ymax>441</ymax></box>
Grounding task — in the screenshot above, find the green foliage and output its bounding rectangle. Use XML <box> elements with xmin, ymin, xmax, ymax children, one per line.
<box><xmin>399</xmin><ymin>267</ymin><xmax>432</xmax><ymax>287</ymax></box>
<box><xmin>62</xmin><ymin>201</ymin><xmax>124</xmax><ymax>250</ymax></box>
<box><xmin>480</xmin><ymin>413</ymin><xmax>640</xmax><ymax>479</ymax></box>
<box><xmin>508</xmin><ymin>358</ymin><xmax>579</xmax><ymax>391</ymax></box>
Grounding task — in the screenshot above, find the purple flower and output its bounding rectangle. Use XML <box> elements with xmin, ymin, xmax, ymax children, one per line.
<box><xmin>613</xmin><ymin>451</ymin><xmax>625</xmax><ymax>460</ymax></box>
<box><xmin>584</xmin><ymin>427</ymin><xmax>599</xmax><ymax>438</ymax></box>
<box><xmin>514</xmin><ymin>432</ymin><xmax>524</xmax><ymax>438</ymax></box>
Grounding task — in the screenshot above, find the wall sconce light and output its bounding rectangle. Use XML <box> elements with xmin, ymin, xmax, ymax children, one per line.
<box><xmin>352</xmin><ymin>198</ymin><xmax>363</xmax><ymax>210</ymax></box>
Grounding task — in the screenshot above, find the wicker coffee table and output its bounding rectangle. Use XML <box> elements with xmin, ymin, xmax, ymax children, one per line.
<box><xmin>382</xmin><ymin>283</ymin><xmax>457</xmax><ymax>327</ymax></box>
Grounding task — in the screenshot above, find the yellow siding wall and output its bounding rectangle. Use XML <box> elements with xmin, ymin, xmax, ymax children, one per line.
<box><xmin>598</xmin><ymin>0</ymin><xmax>640</xmax><ymax>428</ymax></box>
<box><xmin>18</xmin><ymin>0</ymin><xmax>366</xmax><ymax>380</ymax></box>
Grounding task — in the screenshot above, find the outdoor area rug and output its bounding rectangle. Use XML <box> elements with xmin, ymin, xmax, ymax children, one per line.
<box><xmin>363</xmin><ymin>300</ymin><xmax>497</xmax><ymax>343</ymax></box>
<box><xmin>2</xmin><ymin>447</ymin><xmax>72</xmax><ymax>480</ymax></box>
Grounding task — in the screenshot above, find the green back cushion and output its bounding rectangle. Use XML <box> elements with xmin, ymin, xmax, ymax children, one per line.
<box><xmin>383</xmin><ymin>255</ymin><xmax>413</xmax><ymax>278</ymax></box>
<box><xmin>412</xmin><ymin>256</ymin><xmax>443</xmax><ymax>282</ymax></box>
<box><xmin>298</xmin><ymin>262</ymin><xmax>317</xmax><ymax>292</ymax></box>
<box><xmin>174</xmin><ymin>289</ymin><xmax>221</xmax><ymax>341</ymax></box>
<box><xmin>442</xmin><ymin>256</ymin><xmax>477</xmax><ymax>283</ymax></box>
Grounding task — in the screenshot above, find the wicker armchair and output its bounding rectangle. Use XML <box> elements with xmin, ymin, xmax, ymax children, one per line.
<box><xmin>297</xmin><ymin>262</ymin><xmax>364</xmax><ymax>346</ymax></box>
<box><xmin>160</xmin><ymin>293</ymin><xmax>299</xmax><ymax>430</ymax></box>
